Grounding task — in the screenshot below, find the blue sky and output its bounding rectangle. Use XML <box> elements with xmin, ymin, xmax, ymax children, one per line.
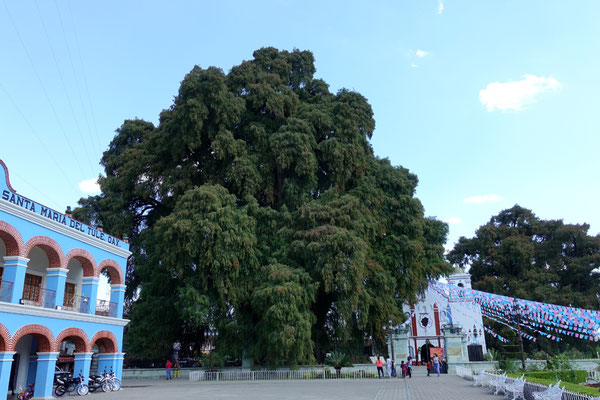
<box><xmin>1</xmin><ymin>0</ymin><xmax>599</xmax><ymax>251</ymax></box>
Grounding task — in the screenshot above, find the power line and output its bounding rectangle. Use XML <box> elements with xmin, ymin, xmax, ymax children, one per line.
<box><xmin>67</xmin><ymin>0</ymin><xmax>105</xmax><ymax>160</ymax></box>
<box><xmin>0</xmin><ymin>81</ymin><xmax>83</xmax><ymax>201</ymax></box>
<box><xmin>2</xmin><ymin>0</ymin><xmax>88</xmax><ymax>182</ymax></box>
<box><xmin>34</xmin><ymin>0</ymin><xmax>97</xmax><ymax>177</ymax></box>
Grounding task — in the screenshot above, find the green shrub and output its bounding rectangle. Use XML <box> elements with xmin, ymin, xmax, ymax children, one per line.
<box><xmin>547</xmin><ymin>354</ymin><xmax>572</xmax><ymax>371</ymax></box>
<box><xmin>499</xmin><ymin>359</ymin><xmax>520</xmax><ymax>373</ymax></box>
<box><xmin>522</xmin><ymin>370</ymin><xmax>587</xmax><ymax>384</ymax></box>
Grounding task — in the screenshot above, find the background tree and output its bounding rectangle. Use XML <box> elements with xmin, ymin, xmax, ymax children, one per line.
<box><xmin>448</xmin><ymin>204</ymin><xmax>600</xmax><ymax>355</ymax></box>
<box><xmin>76</xmin><ymin>47</ymin><xmax>450</xmax><ymax>366</ymax></box>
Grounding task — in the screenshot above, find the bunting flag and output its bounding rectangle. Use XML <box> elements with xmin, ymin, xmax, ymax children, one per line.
<box><xmin>484</xmin><ymin>326</ymin><xmax>509</xmax><ymax>343</ymax></box>
<box><xmin>428</xmin><ymin>280</ymin><xmax>600</xmax><ymax>343</ymax></box>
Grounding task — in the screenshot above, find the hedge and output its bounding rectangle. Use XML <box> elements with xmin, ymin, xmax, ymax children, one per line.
<box><xmin>523</xmin><ymin>370</ymin><xmax>587</xmax><ymax>384</ymax></box>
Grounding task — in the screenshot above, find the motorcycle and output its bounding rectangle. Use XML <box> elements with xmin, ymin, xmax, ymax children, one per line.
<box><xmin>54</xmin><ymin>373</ymin><xmax>89</xmax><ymax>396</ymax></box>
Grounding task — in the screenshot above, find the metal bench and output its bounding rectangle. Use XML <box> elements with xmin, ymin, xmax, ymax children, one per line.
<box><xmin>491</xmin><ymin>373</ymin><xmax>508</xmax><ymax>395</ymax></box>
<box><xmin>504</xmin><ymin>375</ymin><xmax>525</xmax><ymax>400</ymax></box>
<box><xmin>472</xmin><ymin>373</ymin><xmax>484</xmax><ymax>387</ymax></box>
<box><xmin>532</xmin><ymin>381</ymin><xmax>563</xmax><ymax>400</ymax></box>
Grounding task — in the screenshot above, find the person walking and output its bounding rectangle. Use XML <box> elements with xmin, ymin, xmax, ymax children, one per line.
<box><xmin>165</xmin><ymin>359</ymin><xmax>173</xmax><ymax>380</ymax></box>
<box><xmin>386</xmin><ymin>357</ymin><xmax>392</xmax><ymax>378</ymax></box>
<box><xmin>173</xmin><ymin>360</ymin><xmax>181</xmax><ymax>379</ymax></box>
<box><xmin>432</xmin><ymin>354</ymin><xmax>441</xmax><ymax>377</ymax></box>
<box><xmin>376</xmin><ymin>357</ymin><xmax>384</xmax><ymax>378</ymax></box>
<box><xmin>426</xmin><ymin>361</ymin><xmax>431</xmax><ymax>377</ymax></box>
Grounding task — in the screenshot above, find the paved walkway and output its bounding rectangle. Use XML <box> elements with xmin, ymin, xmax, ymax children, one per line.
<box><xmin>103</xmin><ymin>369</ymin><xmax>498</xmax><ymax>400</ymax></box>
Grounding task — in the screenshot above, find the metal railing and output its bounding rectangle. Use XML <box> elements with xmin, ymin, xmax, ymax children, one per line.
<box><xmin>0</xmin><ymin>280</ymin><xmax>13</xmax><ymax>303</ymax></box>
<box><xmin>586</xmin><ymin>368</ymin><xmax>600</xmax><ymax>381</ymax></box>
<box><xmin>21</xmin><ymin>286</ymin><xmax>56</xmax><ymax>309</ymax></box>
<box><xmin>189</xmin><ymin>368</ymin><xmax>378</xmax><ymax>382</ymax></box>
<box><xmin>95</xmin><ymin>300</ymin><xmax>118</xmax><ymax>317</ymax></box>
<box><xmin>478</xmin><ymin>371</ymin><xmax>599</xmax><ymax>400</ymax></box>
<box><xmin>63</xmin><ymin>295</ymin><xmax>90</xmax><ymax>313</ymax></box>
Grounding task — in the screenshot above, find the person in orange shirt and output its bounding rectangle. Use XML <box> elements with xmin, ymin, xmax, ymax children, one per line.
<box><xmin>375</xmin><ymin>357</ymin><xmax>384</xmax><ymax>378</ymax></box>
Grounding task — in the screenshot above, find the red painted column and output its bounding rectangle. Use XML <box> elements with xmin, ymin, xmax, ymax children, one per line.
<box><xmin>410</xmin><ymin>307</ymin><xmax>418</xmax><ymax>363</ymax></box>
<box><xmin>434</xmin><ymin>304</ymin><xmax>441</xmax><ymax>347</ymax></box>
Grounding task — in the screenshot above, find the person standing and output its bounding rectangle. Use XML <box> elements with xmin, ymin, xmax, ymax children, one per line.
<box><xmin>406</xmin><ymin>357</ymin><xmax>412</xmax><ymax>378</ymax></box>
<box><xmin>432</xmin><ymin>354</ymin><xmax>441</xmax><ymax>377</ymax></box>
<box><xmin>173</xmin><ymin>360</ymin><xmax>181</xmax><ymax>379</ymax></box>
<box><xmin>391</xmin><ymin>360</ymin><xmax>397</xmax><ymax>378</ymax></box>
<box><xmin>386</xmin><ymin>357</ymin><xmax>392</xmax><ymax>378</ymax></box>
<box><xmin>426</xmin><ymin>361</ymin><xmax>431</xmax><ymax>377</ymax></box>
<box><xmin>165</xmin><ymin>359</ymin><xmax>173</xmax><ymax>380</ymax></box>
<box><xmin>376</xmin><ymin>357</ymin><xmax>384</xmax><ymax>378</ymax></box>
<box><xmin>400</xmin><ymin>361</ymin><xmax>406</xmax><ymax>378</ymax></box>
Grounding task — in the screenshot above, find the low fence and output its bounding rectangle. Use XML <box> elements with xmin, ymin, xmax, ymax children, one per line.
<box><xmin>189</xmin><ymin>368</ymin><xmax>377</xmax><ymax>382</ymax></box>
<box><xmin>459</xmin><ymin>369</ymin><xmax>600</xmax><ymax>400</ymax></box>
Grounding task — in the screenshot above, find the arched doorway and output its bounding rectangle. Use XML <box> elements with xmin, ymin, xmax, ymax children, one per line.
<box><xmin>8</xmin><ymin>325</ymin><xmax>55</xmax><ymax>397</ymax></box>
<box><xmin>23</xmin><ymin>237</ymin><xmax>64</xmax><ymax>308</ymax></box>
<box><xmin>96</xmin><ymin>260</ymin><xmax>124</xmax><ymax>318</ymax></box>
<box><xmin>89</xmin><ymin>331</ymin><xmax>118</xmax><ymax>376</ymax></box>
<box><xmin>0</xmin><ymin>220</ymin><xmax>24</xmax><ymax>302</ymax></box>
<box><xmin>64</xmin><ymin>250</ymin><xmax>95</xmax><ymax>313</ymax></box>
<box><xmin>55</xmin><ymin>328</ymin><xmax>90</xmax><ymax>373</ymax></box>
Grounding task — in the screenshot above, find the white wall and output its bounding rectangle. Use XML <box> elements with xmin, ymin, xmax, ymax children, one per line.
<box><xmin>14</xmin><ymin>335</ymin><xmax>33</xmax><ymax>391</ymax></box>
<box><xmin>26</xmin><ymin>247</ymin><xmax>49</xmax><ymax>288</ymax></box>
<box><xmin>66</xmin><ymin>258</ymin><xmax>84</xmax><ymax>296</ymax></box>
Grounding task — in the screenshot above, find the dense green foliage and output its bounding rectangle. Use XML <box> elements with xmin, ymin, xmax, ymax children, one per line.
<box><xmin>521</xmin><ymin>370</ymin><xmax>587</xmax><ymax>384</ymax></box>
<box><xmin>448</xmin><ymin>205</ymin><xmax>600</xmax><ymax>355</ymax></box>
<box><xmin>75</xmin><ymin>48</ymin><xmax>450</xmax><ymax>365</ymax></box>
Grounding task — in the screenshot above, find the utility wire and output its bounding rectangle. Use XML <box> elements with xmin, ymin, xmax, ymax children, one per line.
<box><xmin>0</xmin><ymin>81</ymin><xmax>83</xmax><ymax>201</ymax></box>
<box><xmin>2</xmin><ymin>0</ymin><xmax>88</xmax><ymax>182</ymax></box>
<box><xmin>67</xmin><ymin>0</ymin><xmax>105</xmax><ymax>159</ymax></box>
<box><xmin>54</xmin><ymin>0</ymin><xmax>103</xmax><ymax>163</ymax></box>
<box><xmin>34</xmin><ymin>0</ymin><xmax>97</xmax><ymax>177</ymax></box>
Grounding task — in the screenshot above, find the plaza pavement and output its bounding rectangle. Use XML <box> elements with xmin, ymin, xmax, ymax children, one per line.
<box><xmin>104</xmin><ymin>367</ymin><xmax>499</xmax><ymax>400</ymax></box>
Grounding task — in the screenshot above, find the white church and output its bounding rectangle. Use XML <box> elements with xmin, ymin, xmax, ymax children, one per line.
<box><xmin>399</xmin><ymin>270</ymin><xmax>487</xmax><ymax>365</ymax></box>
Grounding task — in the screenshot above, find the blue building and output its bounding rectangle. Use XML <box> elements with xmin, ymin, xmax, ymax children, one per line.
<box><xmin>0</xmin><ymin>160</ymin><xmax>130</xmax><ymax>398</ymax></box>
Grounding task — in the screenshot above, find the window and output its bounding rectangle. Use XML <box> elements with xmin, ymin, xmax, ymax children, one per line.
<box><xmin>22</xmin><ymin>273</ymin><xmax>42</xmax><ymax>302</ymax></box>
<box><xmin>63</xmin><ymin>282</ymin><xmax>76</xmax><ymax>307</ymax></box>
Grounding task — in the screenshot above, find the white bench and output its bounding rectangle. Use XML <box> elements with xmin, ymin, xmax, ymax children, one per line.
<box><xmin>504</xmin><ymin>375</ymin><xmax>525</xmax><ymax>400</ymax></box>
<box><xmin>472</xmin><ymin>373</ymin><xmax>484</xmax><ymax>387</ymax></box>
<box><xmin>532</xmin><ymin>381</ymin><xmax>563</xmax><ymax>400</ymax></box>
<box><xmin>491</xmin><ymin>373</ymin><xmax>508</xmax><ymax>395</ymax></box>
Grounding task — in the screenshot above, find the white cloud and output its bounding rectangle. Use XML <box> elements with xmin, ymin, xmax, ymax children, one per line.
<box><xmin>411</xmin><ymin>63</ymin><xmax>418</xmax><ymax>68</ymax></box>
<box><xmin>416</xmin><ymin>49</ymin><xmax>429</xmax><ymax>58</ymax></box>
<box><xmin>437</xmin><ymin>0</ymin><xmax>444</xmax><ymax>14</ymax></box>
<box><xmin>479</xmin><ymin>74</ymin><xmax>561</xmax><ymax>112</ymax></box>
<box><xmin>443</xmin><ymin>217</ymin><xmax>462</xmax><ymax>224</ymax></box>
<box><xmin>463</xmin><ymin>194</ymin><xmax>502</xmax><ymax>204</ymax></box>
<box><xmin>79</xmin><ymin>178</ymin><xmax>100</xmax><ymax>194</ymax></box>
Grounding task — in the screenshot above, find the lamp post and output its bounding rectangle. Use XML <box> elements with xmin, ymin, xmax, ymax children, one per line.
<box><xmin>204</xmin><ymin>326</ymin><xmax>219</xmax><ymax>371</ymax></box>
<box><xmin>387</xmin><ymin>320</ymin><xmax>395</xmax><ymax>362</ymax></box>
<box><xmin>507</xmin><ymin>298</ymin><xmax>528</xmax><ymax>371</ymax></box>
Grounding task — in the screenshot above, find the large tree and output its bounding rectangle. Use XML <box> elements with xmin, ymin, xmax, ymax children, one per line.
<box><xmin>75</xmin><ymin>48</ymin><xmax>450</xmax><ymax>365</ymax></box>
<box><xmin>448</xmin><ymin>205</ymin><xmax>600</xmax><ymax>354</ymax></box>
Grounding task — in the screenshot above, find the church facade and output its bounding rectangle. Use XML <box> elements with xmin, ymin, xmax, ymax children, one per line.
<box><xmin>395</xmin><ymin>271</ymin><xmax>486</xmax><ymax>364</ymax></box>
<box><xmin>0</xmin><ymin>160</ymin><xmax>130</xmax><ymax>398</ymax></box>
